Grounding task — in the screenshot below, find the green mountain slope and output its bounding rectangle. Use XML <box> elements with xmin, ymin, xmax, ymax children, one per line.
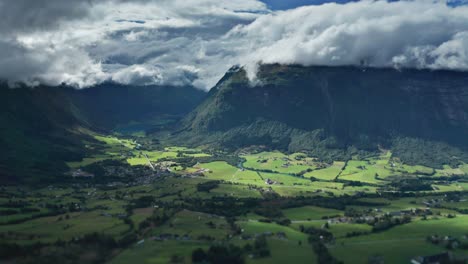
<box><xmin>68</xmin><ymin>83</ymin><xmax>206</xmax><ymax>131</ymax></box>
<box><xmin>0</xmin><ymin>83</ymin><xmax>205</xmax><ymax>184</ymax></box>
<box><xmin>176</xmin><ymin>65</ymin><xmax>468</xmax><ymax>166</ymax></box>
<box><xmin>0</xmin><ymin>86</ymin><xmax>92</xmax><ymax>184</ymax></box>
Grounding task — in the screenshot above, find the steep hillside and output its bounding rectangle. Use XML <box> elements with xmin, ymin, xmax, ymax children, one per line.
<box><xmin>68</xmin><ymin>83</ymin><xmax>206</xmax><ymax>131</ymax></box>
<box><xmin>0</xmin><ymin>85</ymin><xmax>92</xmax><ymax>184</ymax></box>
<box><xmin>0</xmin><ymin>84</ymin><xmax>206</xmax><ymax>184</ymax></box>
<box><xmin>177</xmin><ymin>65</ymin><xmax>468</xmax><ymax>166</ymax></box>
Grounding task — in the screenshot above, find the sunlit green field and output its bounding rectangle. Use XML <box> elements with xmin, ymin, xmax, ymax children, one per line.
<box><xmin>127</xmin><ymin>150</ymin><xmax>178</xmax><ymax>166</ymax></box>
<box><xmin>330</xmin><ymin>216</ymin><xmax>468</xmax><ymax>263</ymax></box>
<box><xmin>304</xmin><ymin>161</ymin><xmax>345</xmax><ymax>181</ymax></box>
<box><xmin>242</xmin><ymin>151</ymin><xmax>318</xmax><ymax>174</ymax></box>
<box><xmin>6</xmin><ymin>133</ymin><xmax>467</xmax><ymax>264</ymax></box>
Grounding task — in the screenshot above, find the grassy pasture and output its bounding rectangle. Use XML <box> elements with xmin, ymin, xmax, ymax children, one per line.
<box><xmin>247</xmin><ymin>239</ymin><xmax>317</xmax><ymax>264</ymax></box>
<box><xmin>67</xmin><ymin>134</ymin><xmax>136</xmax><ymax>168</ymax></box>
<box><xmin>242</xmin><ymin>151</ymin><xmax>317</xmax><ymax>174</ymax></box>
<box><xmin>111</xmin><ymin>240</ymin><xmax>210</xmax><ymax>264</ymax></box>
<box><xmin>153</xmin><ymin>210</ymin><xmax>231</xmax><ymax>240</ymax></box>
<box><xmin>331</xmin><ymin>238</ymin><xmax>444</xmax><ymax>263</ymax></box>
<box><xmin>304</xmin><ymin>161</ymin><xmax>345</xmax><ymax>181</ymax></box>
<box><xmin>348</xmin><ymin>196</ymin><xmax>461</xmax><ymax>215</ymax></box>
<box><xmin>432</xmin><ymin>183</ymin><xmax>465</xmax><ymax>192</ymax></box>
<box><xmin>0</xmin><ymin>211</ymin><xmax>128</xmax><ymax>244</ymax></box>
<box><xmin>12</xmin><ymin>138</ymin><xmax>468</xmax><ymax>264</ymax></box>
<box><xmin>230</xmin><ymin>170</ymin><xmax>264</xmax><ymax>185</ymax></box>
<box><xmin>131</xmin><ymin>207</ymin><xmax>155</xmax><ymax>227</ymax></box>
<box><xmin>391</xmin><ymin>162</ymin><xmax>435</xmax><ymax>175</ymax></box>
<box><xmin>338</xmin><ymin>160</ymin><xmax>389</xmax><ymax>184</ymax></box>
<box><xmin>196</xmin><ymin>161</ymin><xmax>238</xmax><ymax>181</ymax></box>
<box><xmin>434</xmin><ymin>164</ymin><xmax>467</xmax><ymax>177</ymax></box>
<box><xmin>330</xmin><ymin>216</ymin><xmax>468</xmax><ymax>263</ymax></box>
<box><xmin>210</xmin><ymin>184</ymin><xmax>262</xmax><ymax>198</ymax></box>
<box><xmin>127</xmin><ymin>150</ymin><xmax>178</xmax><ymax>166</ymax></box>
<box><xmin>238</xmin><ymin>220</ymin><xmax>308</xmax><ymax>242</ymax></box>
<box><xmin>236</xmin><ymin>220</ymin><xmax>318</xmax><ymax>263</ymax></box>
<box><xmin>86</xmin><ymin>199</ymin><xmax>127</xmax><ymax>214</ymax></box>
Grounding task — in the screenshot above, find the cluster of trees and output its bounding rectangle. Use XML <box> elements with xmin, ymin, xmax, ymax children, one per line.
<box><xmin>191</xmin><ymin>236</ymin><xmax>271</xmax><ymax>264</ymax></box>
<box><xmin>197</xmin><ymin>181</ymin><xmax>220</xmax><ymax>193</ymax></box>
<box><xmin>185</xmin><ymin>197</ymin><xmax>258</xmax><ymax>217</ymax></box>
<box><xmin>129</xmin><ymin>195</ymin><xmax>155</xmax><ymax>209</ymax></box>
<box><xmin>246</xmin><ymin>235</ymin><xmax>271</xmax><ymax>258</ymax></box>
<box><xmin>301</xmin><ymin>226</ymin><xmax>334</xmax><ymax>243</ymax></box>
<box><xmin>371</xmin><ymin>215</ymin><xmax>411</xmax><ymax>232</ymax></box>
<box><xmin>392</xmin><ymin>137</ymin><xmax>468</xmax><ymax>169</ymax></box>
<box><xmin>390</xmin><ymin>179</ymin><xmax>433</xmax><ymax>192</ymax></box>
<box><xmin>254</xmin><ymin>207</ymin><xmax>283</xmax><ymax>218</ymax></box>
<box><xmin>138</xmin><ymin>213</ymin><xmax>171</xmax><ymax>231</ymax></box>
<box><xmin>0</xmin><ymin>232</ymin><xmax>136</xmax><ymax>264</ymax></box>
<box><xmin>311</xmin><ymin>241</ymin><xmax>342</xmax><ymax>264</ymax></box>
<box><xmin>297</xmin><ymin>225</ymin><xmax>342</xmax><ymax>264</ymax></box>
<box><xmin>281</xmin><ymin>195</ymin><xmax>387</xmax><ymax>212</ymax></box>
<box><xmin>192</xmin><ymin>245</ymin><xmax>244</xmax><ymax>264</ymax></box>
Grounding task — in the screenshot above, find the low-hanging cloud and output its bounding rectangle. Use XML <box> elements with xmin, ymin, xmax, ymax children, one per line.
<box><xmin>0</xmin><ymin>0</ymin><xmax>267</xmax><ymax>88</ymax></box>
<box><xmin>1</xmin><ymin>0</ymin><xmax>468</xmax><ymax>90</ymax></box>
<box><xmin>230</xmin><ymin>0</ymin><xmax>468</xmax><ymax>80</ymax></box>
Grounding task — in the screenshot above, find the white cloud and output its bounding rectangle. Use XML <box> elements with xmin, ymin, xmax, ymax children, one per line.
<box><xmin>0</xmin><ymin>0</ymin><xmax>268</xmax><ymax>89</ymax></box>
<box><xmin>1</xmin><ymin>0</ymin><xmax>468</xmax><ymax>89</ymax></box>
<box><xmin>112</xmin><ymin>64</ymin><xmax>162</xmax><ymax>85</ymax></box>
<box><xmin>124</xmin><ymin>30</ymin><xmax>149</xmax><ymax>42</ymax></box>
<box><xmin>228</xmin><ymin>1</ymin><xmax>468</xmax><ymax>80</ymax></box>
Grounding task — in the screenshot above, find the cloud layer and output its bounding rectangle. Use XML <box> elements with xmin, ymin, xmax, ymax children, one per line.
<box><xmin>230</xmin><ymin>1</ymin><xmax>468</xmax><ymax>79</ymax></box>
<box><xmin>1</xmin><ymin>0</ymin><xmax>468</xmax><ymax>89</ymax></box>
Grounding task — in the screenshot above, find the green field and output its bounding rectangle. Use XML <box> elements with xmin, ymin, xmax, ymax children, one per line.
<box><xmin>3</xmin><ymin>136</ymin><xmax>468</xmax><ymax>264</ymax></box>
<box><xmin>330</xmin><ymin>216</ymin><xmax>468</xmax><ymax>263</ymax></box>
<box><xmin>0</xmin><ymin>211</ymin><xmax>128</xmax><ymax>244</ymax></box>
<box><xmin>111</xmin><ymin>240</ymin><xmax>211</xmax><ymax>264</ymax></box>
<box><xmin>242</xmin><ymin>152</ymin><xmax>318</xmax><ymax>174</ymax></box>
<box><xmin>304</xmin><ymin>161</ymin><xmax>345</xmax><ymax>181</ymax></box>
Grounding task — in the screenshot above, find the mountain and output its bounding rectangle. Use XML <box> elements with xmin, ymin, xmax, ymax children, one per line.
<box><xmin>0</xmin><ymin>86</ymin><xmax>92</xmax><ymax>184</ymax></box>
<box><xmin>68</xmin><ymin>83</ymin><xmax>206</xmax><ymax>131</ymax></box>
<box><xmin>177</xmin><ymin>64</ymin><xmax>468</xmax><ymax>166</ymax></box>
<box><xmin>0</xmin><ymin>84</ymin><xmax>205</xmax><ymax>184</ymax></box>
<box><xmin>3</xmin><ymin>64</ymin><xmax>468</xmax><ymax>183</ymax></box>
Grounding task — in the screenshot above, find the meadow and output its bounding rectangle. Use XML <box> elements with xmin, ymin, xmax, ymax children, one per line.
<box><xmin>2</xmin><ymin>134</ymin><xmax>467</xmax><ymax>264</ymax></box>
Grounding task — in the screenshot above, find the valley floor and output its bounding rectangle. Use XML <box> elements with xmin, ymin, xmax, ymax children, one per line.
<box><xmin>1</xmin><ymin>134</ymin><xmax>467</xmax><ymax>263</ymax></box>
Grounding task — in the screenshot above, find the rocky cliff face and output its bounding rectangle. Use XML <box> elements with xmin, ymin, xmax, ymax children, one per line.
<box><xmin>180</xmin><ymin>65</ymin><xmax>468</xmax><ymax>162</ymax></box>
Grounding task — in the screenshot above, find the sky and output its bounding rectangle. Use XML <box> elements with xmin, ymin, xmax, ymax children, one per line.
<box><xmin>261</xmin><ymin>0</ymin><xmax>358</xmax><ymax>10</ymax></box>
<box><xmin>261</xmin><ymin>0</ymin><xmax>466</xmax><ymax>9</ymax></box>
<box><xmin>1</xmin><ymin>0</ymin><xmax>468</xmax><ymax>90</ymax></box>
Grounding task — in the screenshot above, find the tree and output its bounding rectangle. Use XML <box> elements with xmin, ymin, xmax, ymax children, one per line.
<box><xmin>192</xmin><ymin>248</ymin><xmax>208</xmax><ymax>263</ymax></box>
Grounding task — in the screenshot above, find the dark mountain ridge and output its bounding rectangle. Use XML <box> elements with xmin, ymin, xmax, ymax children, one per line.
<box><xmin>68</xmin><ymin>83</ymin><xmax>206</xmax><ymax>130</ymax></box>
<box><xmin>0</xmin><ymin>85</ymin><xmax>90</xmax><ymax>184</ymax></box>
<box><xmin>177</xmin><ymin>64</ymin><xmax>468</xmax><ymax>165</ymax></box>
<box><xmin>2</xmin><ymin>64</ymin><xmax>468</xmax><ymax>183</ymax></box>
<box><xmin>0</xmin><ymin>83</ymin><xmax>205</xmax><ymax>184</ymax></box>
